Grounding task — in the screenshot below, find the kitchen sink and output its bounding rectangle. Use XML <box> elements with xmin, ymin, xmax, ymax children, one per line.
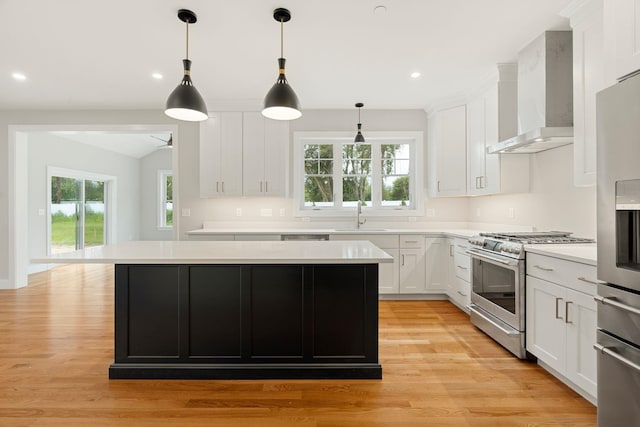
<box><xmin>333</xmin><ymin>228</ymin><xmax>388</xmax><ymax>232</ymax></box>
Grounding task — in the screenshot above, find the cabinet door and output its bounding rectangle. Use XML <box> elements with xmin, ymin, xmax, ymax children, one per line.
<box><xmin>200</xmin><ymin>112</ymin><xmax>243</xmax><ymax>197</ymax></box>
<box><xmin>242</xmin><ymin>112</ymin><xmax>266</xmax><ymax>197</ymax></box>
<box><xmin>434</xmin><ymin>105</ymin><xmax>467</xmax><ymax>196</ymax></box>
<box><xmin>466</xmin><ymin>95</ymin><xmax>486</xmax><ymax>196</ymax></box>
<box><xmin>608</xmin><ymin>0</ymin><xmax>640</xmax><ymax>80</ymax></box>
<box><xmin>263</xmin><ymin>119</ymin><xmax>289</xmax><ymax>197</ymax></box>
<box><xmin>424</xmin><ymin>237</ymin><xmax>446</xmax><ymax>292</ymax></box>
<box><xmin>572</xmin><ymin>1</ymin><xmax>605</xmax><ymax>187</ymax></box>
<box><xmin>565</xmin><ymin>288</ymin><xmax>597</xmax><ymax>397</ymax></box>
<box><xmin>399</xmin><ymin>248</ymin><xmax>426</xmax><ymax>293</ymax></box>
<box><xmin>379</xmin><ymin>248</ymin><xmax>400</xmax><ymax>294</ymax></box>
<box><xmin>446</xmin><ymin>239</ymin><xmax>456</xmax><ymax>298</ymax></box>
<box><xmin>526</xmin><ymin>276</ymin><xmax>566</xmax><ymax>373</ymax></box>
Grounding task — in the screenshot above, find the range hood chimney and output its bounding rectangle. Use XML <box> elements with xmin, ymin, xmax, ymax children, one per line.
<box><xmin>487</xmin><ymin>31</ymin><xmax>573</xmax><ymax>154</ymax></box>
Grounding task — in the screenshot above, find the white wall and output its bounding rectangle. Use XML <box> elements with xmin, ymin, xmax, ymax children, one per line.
<box><xmin>27</xmin><ymin>132</ymin><xmax>142</xmax><ymax>265</ymax></box>
<box><xmin>140</xmin><ymin>149</ymin><xmax>172</xmax><ymax>240</ymax></box>
<box><xmin>468</xmin><ymin>144</ymin><xmax>597</xmax><ymax>238</ymax></box>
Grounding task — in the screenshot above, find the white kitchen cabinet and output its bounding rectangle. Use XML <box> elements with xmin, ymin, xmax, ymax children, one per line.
<box><xmin>399</xmin><ymin>235</ymin><xmax>426</xmax><ymax>293</ymax></box>
<box><xmin>526</xmin><ymin>253</ymin><xmax>597</xmax><ymax>400</ymax></box>
<box><xmin>242</xmin><ymin>112</ymin><xmax>289</xmax><ymax>197</ymax></box>
<box><xmin>428</xmin><ymin>104</ymin><xmax>467</xmax><ymax>197</ymax></box>
<box><xmin>604</xmin><ymin>0</ymin><xmax>640</xmax><ymax>81</ymax></box>
<box><xmin>466</xmin><ymin>65</ymin><xmax>521</xmax><ymax>195</ymax></box>
<box><xmin>199</xmin><ymin>112</ymin><xmax>244</xmax><ymax>198</ymax></box>
<box><xmin>446</xmin><ymin>238</ymin><xmax>471</xmax><ymax>311</ymax></box>
<box><xmin>424</xmin><ymin>237</ymin><xmax>447</xmax><ymax>293</ymax></box>
<box><xmin>566</xmin><ymin>0</ymin><xmax>605</xmax><ymax>187</ymax></box>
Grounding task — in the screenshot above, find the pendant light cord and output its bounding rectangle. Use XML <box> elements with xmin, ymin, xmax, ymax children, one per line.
<box><xmin>185</xmin><ymin>19</ymin><xmax>190</xmax><ymax>60</ymax></box>
<box><xmin>280</xmin><ymin>18</ymin><xmax>284</xmax><ymax>58</ymax></box>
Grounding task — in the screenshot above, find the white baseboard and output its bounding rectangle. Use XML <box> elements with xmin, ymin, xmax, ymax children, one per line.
<box><xmin>28</xmin><ymin>263</ymin><xmax>53</xmax><ymax>275</ymax></box>
<box><xmin>0</xmin><ymin>279</ymin><xmax>10</xmax><ymax>290</ymax></box>
<box><xmin>379</xmin><ymin>293</ymin><xmax>448</xmax><ymax>301</ymax></box>
<box><xmin>537</xmin><ymin>360</ymin><xmax>597</xmax><ymax>406</ymax></box>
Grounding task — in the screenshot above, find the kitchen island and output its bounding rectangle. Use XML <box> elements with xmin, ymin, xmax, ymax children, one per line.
<box><xmin>34</xmin><ymin>240</ymin><xmax>392</xmax><ymax>380</ymax></box>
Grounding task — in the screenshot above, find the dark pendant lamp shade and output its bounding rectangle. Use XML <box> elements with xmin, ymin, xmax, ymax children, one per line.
<box><xmin>354</xmin><ymin>102</ymin><xmax>365</xmax><ymax>143</ymax></box>
<box><xmin>262</xmin><ymin>8</ymin><xmax>302</xmax><ymax>121</ymax></box>
<box><xmin>164</xmin><ymin>9</ymin><xmax>208</xmax><ymax>122</ymax></box>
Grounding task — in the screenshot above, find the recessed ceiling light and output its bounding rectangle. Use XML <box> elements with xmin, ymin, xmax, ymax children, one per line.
<box><xmin>373</xmin><ymin>5</ymin><xmax>387</xmax><ymax>15</ymax></box>
<box><xmin>410</xmin><ymin>72</ymin><xmax>421</xmax><ymax>79</ymax></box>
<box><xmin>152</xmin><ymin>72</ymin><xmax>163</xmax><ymax>80</ymax></box>
<box><xmin>12</xmin><ymin>72</ymin><xmax>27</xmax><ymax>81</ymax></box>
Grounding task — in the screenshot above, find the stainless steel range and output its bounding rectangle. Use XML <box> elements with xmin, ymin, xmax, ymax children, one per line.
<box><xmin>466</xmin><ymin>231</ymin><xmax>595</xmax><ymax>359</ymax></box>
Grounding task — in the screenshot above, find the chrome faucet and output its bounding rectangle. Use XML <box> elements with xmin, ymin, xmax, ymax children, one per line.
<box><xmin>356</xmin><ymin>200</ymin><xmax>366</xmax><ymax>229</ymax></box>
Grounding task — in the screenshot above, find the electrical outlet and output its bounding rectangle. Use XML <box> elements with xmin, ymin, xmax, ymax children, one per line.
<box><xmin>426</xmin><ymin>208</ymin><xmax>435</xmax><ymax>217</ymax></box>
<box><xmin>181</xmin><ymin>208</ymin><xmax>191</xmax><ymax>217</ymax></box>
<box><xmin>38</xmin><ymin>208</ymin><xmax>45</xmax><ymax>216</ymax></box>
<box><xmin>508</xmin><ymin>207</ymin><xmax>515</xmax><ymax>219</ymax></box>
<box><xmin>408</xmin><ymin>216</ymin><xmax>416</xmax><ymax>222</ymax></box>
<box><xmin>302</xmin><ymin>217</ymin><xmax>311</xmax><ymax>222</ymax></box>
<box><xmin>476</xmin><ymin>207</ymin><xmax>481</xmax><ymax>217</ymax></box>
<box><xmin>260</xmin><ymin>208</ymin><xmax>272</xmax><ymax>217</ymax></box>
<box><xmin>279</xmin><ymin>208</ymin><xmax>286</xmax><ymax>217</ymax></box>
<box><xmin>236</xmin><ymin>208</ymin><xmax>242</xmax><ymax>217</ymax></box>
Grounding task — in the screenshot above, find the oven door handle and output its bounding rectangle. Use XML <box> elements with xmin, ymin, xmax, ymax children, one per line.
<box><xmin>594</xmin><ymin>295</ymin><xmax>640</xmax><ymax>316</ymax></box>
<box><xmin>465</xmin><ymin>249</ymin><xmax>518</xmax><ymax>267</ymax></box>
<box><xmin>593</xmin><ymin>343</ymin><xmax>640</xmax><ymax>373</ymax></box>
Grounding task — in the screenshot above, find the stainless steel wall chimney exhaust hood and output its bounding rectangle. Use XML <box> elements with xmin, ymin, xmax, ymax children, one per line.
<box><xmin>487</xmin><ymin>31</ymin><xmax>573</xmax><ymax>154</ymax></box>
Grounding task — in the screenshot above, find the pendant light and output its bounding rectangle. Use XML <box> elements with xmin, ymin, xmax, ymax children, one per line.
<box><xmin>165</xmin><ymin>9</ymin><xmax>208</xmax><ymax>122</ymax></box>
<box><xmin>262</xmin><ymin>8</ymin><xmax>302</xmax><ymax>121</ymax></box>
<box><xmin>354</xmin><ymin>103</ymin><xmax>365</xmax><ymax>143</ymax></box>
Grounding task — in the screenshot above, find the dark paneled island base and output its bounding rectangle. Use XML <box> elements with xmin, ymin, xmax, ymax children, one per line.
<box><xmin>110</xmin><ymin>263</ymin><xmax>381</xmax><ymax>380</ymax></box>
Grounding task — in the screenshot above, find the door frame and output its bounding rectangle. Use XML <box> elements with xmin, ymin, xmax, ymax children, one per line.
<box><xmin>7</xmin><ymin>124</ymin><xmax>179</xmax><ymax>289</ymax></box>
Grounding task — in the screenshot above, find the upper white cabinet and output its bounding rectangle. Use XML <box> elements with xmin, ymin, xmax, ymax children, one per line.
<box><xmin>242</xmin><ymin>112</ymin><xmax>289</xmax><ymax>197</ymax></box>
<box><xmin>466</xmin><ymin>65</ymin><xmax>518</xmax><ymax>196</ymax></box>
<box><xmin>428</xmin><ymin>104</ymin><xmax>467</xmax><ymax>197</ymax></box>
<box><xmin>604</xmin><ymin>0</ymin><xmax>640</xmax><ymax>81</ymax></box>
<box><xmin>565</xmin><ymin>0</ymin><xmax>606</xmax><ymax>187</ymax></box>
<box><xmin>199</xmin><ymin>112</ymin><xmax>243</xmax><ymax>198</ymax></box>
<box><xmin>200</xmin><ymin>112</ymin><xmax>289</xmax><ymax>198</ymax></box>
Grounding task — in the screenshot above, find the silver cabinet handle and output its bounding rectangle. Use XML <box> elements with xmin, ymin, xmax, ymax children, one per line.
<box><xmin>437</xmin><ymin>180</ymin><xmax>441</xmax><ymax>192</ymax></box>
<box><xmin>216</xmin><ymin>181</ymin><xmax>219</xmax><ymax>192</ymax></box>
<box><xmin>404</xmin><ymin>240</ymin><xmax>418</xmax><ymax>244</ymax></box>
<box><xmin>401</xmin><ymin>254</ymin><xmax>405</xmax><ymax>266</ymax></box>
<box><xmin>578</xmin><ymin>277</ymin><xmax>606</xmax><ymax>285</ymax></box>
<box><xmin>555</xmin><ymin>297</ymin><xmax>563</xmax><ymax>320</ymax></box>
<box><xmin>594</xmin><ymin>343</ymin><xmax>640</xmax><ymax>373</ymax></box>
<box><xmin>534</xmin><ymin>265</ymin><xmax>554</xmax><ymax>272</ymax></box>
<box><xmin>260</xmin><ymin>181</ymin><xmax>263</xmax><ymax>192</ymax></box>
<box><xmin>221</xmin><ymin>181</ymin><xmax>225</xmax><ymax>192</ymax></box>
<box><xmin>456</xmin><ymin>265</ymin><xmax>468</xmax><ymax>270</ymax></box>
<box><xmin>265</xmin><ymin>181</ymin><xmax>268</xmax><ymax>193</ymax></box>
<box><xmin>457</xmin><ymin>244</ymin><xmax>467</xmax><ymax>249</ymax></box>
<box><xmin>594</xmin><ymin>295</ymin><xmax>640</xmax><ymax>315</ymax></box>
<box><xmin>565</xmin><ymin>301</ymin><xmax>573</xmax><ymax>324</ymax></box>
<box><xmin>457</xmin><ymin>290</ymin><xmax>467</xmax><ymax>296</ymax></box>
<box><xmin>449</xmin><ymin>244</ymin><xmax>454</xmax><ymax>257</ymax></box>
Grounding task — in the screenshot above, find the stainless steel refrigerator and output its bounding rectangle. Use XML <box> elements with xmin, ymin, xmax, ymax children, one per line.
<box><xmin>596</xmin><ymin>72</ymin><xmax>640</xmax><ymax>426</ymax></box>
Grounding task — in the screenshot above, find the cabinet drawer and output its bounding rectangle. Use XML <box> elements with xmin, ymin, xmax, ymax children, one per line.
<box><xmin>526</xmin><ymin>253</ymin><xmax>598</xmax><ymax>295</ymax></box>
<box><xmin>452</xmin><ymin>238</ymin><xmax>469</xmax><ymax>254</ymax></box>
<box><xmin>400</xmin><ymin>235</ymin><xmax>425</xmax><ymax>249</ymax></box>
<box><xmin>331</xmin><ymin>234</ymin><xmax>399</xmax><ymax>249</ymax></box>
<box><xmin>454</xmin><ymin>250</ymin><xmax>471</xmax><ymax>282</ymax></box>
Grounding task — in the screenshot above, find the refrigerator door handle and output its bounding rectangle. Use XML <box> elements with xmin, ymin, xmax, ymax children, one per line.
<box><xmin>594</xmin><ymin>343</ymin><xmax>640</xmax><ymax>373</ymax></box>
<box><xmin>594</xmin><ymin>295</ymin><xmax>640</xmax><ymax>316</ymax></box>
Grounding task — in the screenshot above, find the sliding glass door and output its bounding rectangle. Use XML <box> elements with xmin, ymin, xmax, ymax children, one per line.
<box><xmin>50</xmin><ymin>176</ymin><xmax>106</xmax><ymax>254</ymax></box>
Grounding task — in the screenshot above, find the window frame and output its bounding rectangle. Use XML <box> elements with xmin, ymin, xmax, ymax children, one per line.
<box><xmin>158</xmin><ymin>170</ymin><xmax>173</xmax><ymax>230</ymax></box>
<box><xmin>293</xmin><ymin>131</ymin><xmax>424</xmax><ymax>217</ymax></box>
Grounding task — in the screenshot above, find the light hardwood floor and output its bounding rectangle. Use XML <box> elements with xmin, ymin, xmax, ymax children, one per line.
<box><xmin>0</xmin><ymin>264</ymin><xmax>596</xmax><ymax>426</ymax></box>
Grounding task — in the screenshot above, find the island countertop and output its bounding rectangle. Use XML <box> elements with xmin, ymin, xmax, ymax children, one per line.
<box><xmin>32</xmin><ymin>240</ymin><xmax>394</xmax><ymax>265</ymax></box>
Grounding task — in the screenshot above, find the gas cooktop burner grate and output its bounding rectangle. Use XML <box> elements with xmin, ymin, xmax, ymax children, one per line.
<box><xmin>478</xmin><ymin>231</ymin><xmax>595</xmax><ymax>244</ymax></box>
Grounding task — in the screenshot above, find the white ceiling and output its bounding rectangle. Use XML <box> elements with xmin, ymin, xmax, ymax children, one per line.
<box><xmin>0</xmin><ymin>0</ymin><xmax>572</xmax><ymax>112</ymax></box>
<box><xmin>50</xmin><ymin>132</ymin><xmax>172</xmax><ymax>159</ymax></box>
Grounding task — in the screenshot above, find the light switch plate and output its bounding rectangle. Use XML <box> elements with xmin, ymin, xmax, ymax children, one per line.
<box><xmin>181</xmin><ymin>208</ymin><xmax>191</xmax><ymax>217</ymax></box>
<box><xmin>260</xmin><ymin>208</ymin><xmax>272</xmax><ymax>217</ymax></box>
<box><xmin>426</xmin><ymin>208</ymin><xmax>435</xmax><ymax>217</ymax></box>
<box><xmin>236</xmin><ymin>208</ymin><xmax>242</xmax><ymax>217</ymax></box>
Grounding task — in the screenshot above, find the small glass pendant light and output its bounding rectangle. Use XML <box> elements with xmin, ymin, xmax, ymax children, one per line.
<box><xmin>262</xmin><ymin>8</ymin><xmax>302</xmax><ymax>121</ymax></box>
<box><xmin>165</xmin><ymin>9</ymin><xmax>208</xmax><ymax>122</ymax></box>
<box><xmin>354</xmin><ymin>103</ymin><xmax>365</xmax><ymax>143</ymax></box>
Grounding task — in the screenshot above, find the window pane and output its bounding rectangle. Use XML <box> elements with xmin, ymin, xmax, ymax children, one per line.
<box><xmin>84</xmin><ymin>180</ymin><xmax>105</xmax><ymax>248</ymax></box>
<box><xmin>305</xmin><ymin>176</ymin><xmax>334</xmax><ymax>207</ymax></box>
<box><xmin>165</xmin><ymin>175</ymin><xmax>173</xmax><ymax>227</ymax></box>
<box><xmin>50</xmin><ymin>177</ymin><xmax>81</xmax><ymax>254</ymax></box>
<box><xmin>382</xmin><ymin>176</ymin><xmax>410</xmax><ymax>207</ymax></box>
<box><xmin>343</xmin><ymin>176</ymin><xmax>372</xmax><ymax>206</ymax></box>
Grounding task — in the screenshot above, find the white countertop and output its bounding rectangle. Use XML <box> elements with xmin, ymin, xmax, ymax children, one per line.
<box><xmin>32</xmin><ymin>240</ymin><xmax>394</xmax><ymax>265</ymax></box>
<box><xmin>186</xmin><ymin>227</ymin><xmax>480</xmax><ymax>239</ymax></box>
<box><xmin>524</xmin><ymin>243</ymin><xmax>597</xmax><ymax>266</ymax></box>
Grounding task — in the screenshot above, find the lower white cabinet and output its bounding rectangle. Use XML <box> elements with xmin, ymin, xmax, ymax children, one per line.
<box><xmin>526</xmin><ymin>255</ymin><xmax>597</xmax><ymax>400</ymax></box>
<box><xmin>399</xmin><ymin>235</ymin><xmax>426</xmax><ymax>293</ymax></box>
<box><xmin>446</xmin><ymin>238</ymin><xmax>471</xmax><ymax>311</ymax></box>
<box><xmin>424</xmin><ymin>237</ymin><xmax>447</xmax><ymax>292</ymax></box>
